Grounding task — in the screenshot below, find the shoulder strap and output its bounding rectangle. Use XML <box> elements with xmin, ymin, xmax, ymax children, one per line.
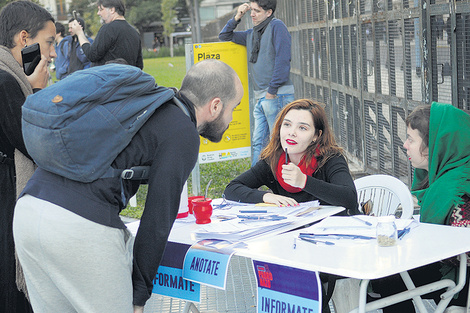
<box><xmin>172</xmin><ymin>96</ymin><xmax>190</xmax><ymax>117</ymax></box>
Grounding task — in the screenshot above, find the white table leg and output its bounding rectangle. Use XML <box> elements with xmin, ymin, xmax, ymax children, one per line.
<box><xmin>350</xmin><ymin>260</ymin><xmax>467</xmax><ymax>313</ymax></box>
<box><xmin>350</xmin><ymin>280</ymin><xmax>457</xmax><ymax>313</ymax></box>
<box><xmin>399</xmin><ymin>271</ymin><xmax>428</xmax><ymax>312</ymax></box>
<box><xmin>435</xmin><ymin>253</ymin><xmax>468</xmax><ymax>313</ymax></box>
<box><xmin>182</xmin><ymin>301</ymin><xmax>200</xmax><ymax>313</ymax></box>
<box><xmin>357</xmin><ymin>279</ymin><xmax>369</xmax><ymax>313</ymax></box>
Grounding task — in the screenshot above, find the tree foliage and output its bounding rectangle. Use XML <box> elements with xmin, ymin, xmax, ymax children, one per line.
<box><xmin>161</xmin><ymin>0</ymin><xmax>178</xmax><ymax>37</ymax></box>
<box><xmin>0</xmin><ymin>0</ymin><xmax>41</xmax><ymax>12</ymax></box>
<box><xmin>0</xmin><ymin>0</ymin><xmax>190</xmax><ymax>44</ymax></box>
<box><xmin>127</xmin><ymin>0</ymin><xmax>162</xmax><ymax>34</ymax></box>
<box><xmin>0</xmin><ymin>0</ymin><xmax>12</xmax><ymax>10</ymax></box>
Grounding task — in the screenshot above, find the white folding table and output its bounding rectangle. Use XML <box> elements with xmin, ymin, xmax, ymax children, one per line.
<box><xmin>234</xmin><ymin>222</ymin><xmax>470</xmax><ymax>313</ymax></box>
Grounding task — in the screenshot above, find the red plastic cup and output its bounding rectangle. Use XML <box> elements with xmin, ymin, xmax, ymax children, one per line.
<box><xmin>192</xmin><ymin>198</ymin><xmax>212</xmax><ymax>224</ymax></box>
<box><xmin>188</xmin><ymin>196</ymin><xmax>204</xmax><ymax>214</ymax></box>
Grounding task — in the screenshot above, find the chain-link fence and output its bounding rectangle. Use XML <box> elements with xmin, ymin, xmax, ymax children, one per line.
<box><xmin>202</xmin><ymin>0</ymin><xmax>470</xmax><ymax>186</ymax></box>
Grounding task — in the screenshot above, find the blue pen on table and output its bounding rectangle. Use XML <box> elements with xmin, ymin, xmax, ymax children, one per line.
<box><xmin>239</xmin><ymin>210</ymin><xmax>268</xmax><ymax>213</ymax></box>
<box><xmin>299</xmin><ymin>233</ymin><xmax>375</xmax><ymax>240</ymax></box>
<box><xmin>398</xmin><ymin>226</ymin><xmax>411</xmax><ymax>240</ymax></box>
<box><xmin>352</xmin><ymin>215</ymin><xmax>373</xmax><ymax>226</ymax></box>
<box><xmin>238</xmin><ymin>214</ymin><xmax>287</xmax><ymax>223</ymax></box>
<box><xmin>299</xmin><ymin>236</ymin><xmax>335</xmax><ymax>246</ymax></box>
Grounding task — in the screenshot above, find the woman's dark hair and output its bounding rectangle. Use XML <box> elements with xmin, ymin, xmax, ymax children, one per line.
<box><xmin>261</xmin><ymin>99</ymin><xmax>344</xmax><ymax>175</ymax></box>
<box><xmin>406</xmin><ymin>105</ymin><xmax>431</xmax><ymax>154</ymax></box>
<box><xmin>97</xmin><ymin>0</ymin><xmax>126</xmax><ymax>16</ymax></box>
<box><xmin>0</xmin><ymin>0</ymin><xmax>55</xmax><ymax>48</ymax></box>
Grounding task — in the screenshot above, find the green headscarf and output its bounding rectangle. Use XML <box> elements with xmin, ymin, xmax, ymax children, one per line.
<box><xmin>412</xmin><ymin>102</ymin><xmax>470</xmax><ymax>225</ymax></box>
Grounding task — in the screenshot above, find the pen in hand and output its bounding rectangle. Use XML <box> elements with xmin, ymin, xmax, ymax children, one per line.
<box><xmin>285</xmin><ymin>148</ymin><xmax>288</xmax><ymax>164</ymax></box>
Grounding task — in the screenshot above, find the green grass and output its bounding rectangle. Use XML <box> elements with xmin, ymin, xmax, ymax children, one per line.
<box><xmin>142</xmin><ymin>57</ymin><xmax>187</xmax><ymax>89</ymax></box>
<box><xmin>119</xmin><ymin>56</ymin><xmax>252</xmax><ymax>219</ymax></box>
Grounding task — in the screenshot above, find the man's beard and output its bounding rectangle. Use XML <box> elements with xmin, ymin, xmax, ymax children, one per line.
<box><xmin>198</xmin><ymin>113</ymin><xmax>228</xmax><ymax>143</ymax></box>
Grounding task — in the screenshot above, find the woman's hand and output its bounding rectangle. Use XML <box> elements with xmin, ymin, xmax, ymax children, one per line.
<box><xmin>263</xmin><ymin>193</ymin><xmax>298</xmax><ymax>207</ymax></box>
<box><xmin>26</xmin><ymin>54</ymin><xmax>49</xmax><ymax>89</ymax></box>
<box><xmin>281</xmin><ymin>163</ymin><xmax>307</xmax><ymax>189</ymax></box>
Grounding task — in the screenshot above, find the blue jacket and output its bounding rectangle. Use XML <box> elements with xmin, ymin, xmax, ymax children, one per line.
<box><xmin>219</xmin><ymin>17</ymin><xmax>294</xmax><ymax>98</ymax></box>
<box><xmin>55</xmin><ymin>35</ymin><xmax>93</xmax><ymax>80</ymax></box>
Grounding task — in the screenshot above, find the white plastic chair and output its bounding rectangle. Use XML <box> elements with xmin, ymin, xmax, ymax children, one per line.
<box><xmin>354</xmin><ymin>174</ymin><xmax>415</xmax><ymax>219</ymax></box>
<box><xmin>331</xmin><ymin>174</ymin><xmax>415</xmax><ymax>313</ymax></box>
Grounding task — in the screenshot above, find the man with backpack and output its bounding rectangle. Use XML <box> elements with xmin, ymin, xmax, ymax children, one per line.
<box><xmin>13</xmin><ymin>59</ymin><xmax>244</xmax><ymax>312</ymax></box>
<box><xmin>55</xmin><ymin>17</ymin><xmax>93</xmax><ymax>80</ymax></box>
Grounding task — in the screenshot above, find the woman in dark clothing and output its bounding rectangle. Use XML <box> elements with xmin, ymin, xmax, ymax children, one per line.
<box><xmin>224</xmin><ymin>98</ymin><xmax>359</xmax><ymax>216</ymax></box>
<box><xmin>0</xmin><ymin>1</ymin><xmax>56</xmax><ymax>312</ymax></box>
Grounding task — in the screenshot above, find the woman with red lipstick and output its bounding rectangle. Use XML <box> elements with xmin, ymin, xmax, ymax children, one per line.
<box><xmin>224</xmin><ymin>99</ymin><xmax>359</xmax><ymax>216</ymax></box>
<box><xmin>372</xmin><ymin>102</ymin><xmax>470</xmax><ymax>312</ymax></box>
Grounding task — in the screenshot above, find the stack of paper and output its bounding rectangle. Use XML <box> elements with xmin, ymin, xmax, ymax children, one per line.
<box><xmin>307</xmin><ymin>216</ymin><xmax>418</xmax><ymax>238</ymax></box>
<box><xmin>193</xmin><ymin>200</ymin><xmax>322</xmax><ymax>242</ymax></box>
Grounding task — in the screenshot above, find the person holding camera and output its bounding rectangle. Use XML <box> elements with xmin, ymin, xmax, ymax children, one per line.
<box><xmin>55</xmin><ymin>17</ymin><xmax>93</xmax><ymax>80</ymax></box>
<box><xmin>70</xmin><ymin>0</ymin><xmax>143</xmax><ymax>69</ymax></box>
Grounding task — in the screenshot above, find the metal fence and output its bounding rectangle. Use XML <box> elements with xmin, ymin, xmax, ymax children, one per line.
<box><xmin>202</xmin><ymin>0</ymin><xmax>470</xmax><ymax>186</ymax></box>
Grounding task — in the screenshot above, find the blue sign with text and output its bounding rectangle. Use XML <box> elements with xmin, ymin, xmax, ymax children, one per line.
<box><xmin>152</xmin><ymin>242</ymin><xmax>201</xmax><ymax>302</ymax></box>
<box><xmin>253</xmin><ymin>260</ymin><xmax>321</xmax><ymax>313</ymax></box>
<box><xmin>182</xmin><ymin>239</ymin><xmax>235</xmax><ymax>289</ymax></box>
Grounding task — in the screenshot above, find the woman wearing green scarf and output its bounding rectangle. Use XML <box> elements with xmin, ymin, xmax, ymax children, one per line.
<box><xmin>372</xmin><ymin>102</ymin><xmax>470</xmax><ymax>312</ymax></box>
<box><xmin>411</xmin><ymin>103</ymin><xmax>470</xmax><ymax>224</ymax></box>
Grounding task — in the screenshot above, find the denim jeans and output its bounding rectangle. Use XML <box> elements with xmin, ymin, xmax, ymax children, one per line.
<box><xmin>251</xmin><ymin>93</ymin><xmax>294</xmax><ymax>166</ymax></box>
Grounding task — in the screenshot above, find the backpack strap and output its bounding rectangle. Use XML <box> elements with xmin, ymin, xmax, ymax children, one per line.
<box><xmin>102</xmin><ymin>166</ymin><xmax>151</xmax><ymax>180</ymax></box>
<box><xmin>172</xmin><ymin>96</ymin><xmax>190</xmax><ymax>117</ymax></box>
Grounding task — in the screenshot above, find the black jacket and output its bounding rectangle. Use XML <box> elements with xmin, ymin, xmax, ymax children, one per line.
<box><xmin>81</xmin><ymin>20</ymin><xmax>144</xmax><ymax>69</ymax></box>
<box><xmin>224</xmin><ymin>154</ymin><xmax>359</xmax><ymax>215</ymax></box>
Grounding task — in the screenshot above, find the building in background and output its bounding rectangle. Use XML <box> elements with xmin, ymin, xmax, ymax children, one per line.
<box><xmin>38</xmin><ymin>0</ymin><xmax>71</xmax><ymax>23</ymax></box>
<box><xmin>199</xmin><ymin>0</ymin><xmax>243</xmax><ymax>26</ymax></box>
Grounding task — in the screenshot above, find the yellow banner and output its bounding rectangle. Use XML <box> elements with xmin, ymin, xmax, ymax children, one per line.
<box><xmin>193</xmin><ymin>42</ymin><xmax>251</xmax><ymax>163</ymax></box>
